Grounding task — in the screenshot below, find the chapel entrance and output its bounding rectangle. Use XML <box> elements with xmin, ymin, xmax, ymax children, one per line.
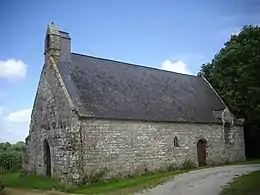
<box><xmin>197</xmin><ymin>139</ymin><xmax>207</xmax><ymax>166</ymax></box>
<box><xmin>43</xmin><ymin>139</ymin><xmax>52</xmax><ymax>177</ymax></box>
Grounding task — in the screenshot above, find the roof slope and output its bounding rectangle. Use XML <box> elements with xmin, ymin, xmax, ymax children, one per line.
<box><xmin>58</xmin><ymin>53</ymin><xmax>225</xmax><ymax>123</ymax></box>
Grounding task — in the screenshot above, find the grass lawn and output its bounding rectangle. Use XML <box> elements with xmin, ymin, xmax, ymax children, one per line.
<box><xmin>1</xmin><ymin>169</ymin><xmax>191</xmax><ymax>195</ymax></box>
<box><xmin>68</xmin><ymin>169</ymin><xmax>190</xmax><ymax>194</ymax></box>
<box><xmin>1</xmin><ymin>173</ymin><xmax>63</xmax><ymax>190</ymax></box>
<box><xmin>226</xmin><ymin>158</ymin><xmax>260</xmax><ymax>166</ymax></box>
<box><xmin>220</xmin><ymin>170</ymin><xmax>260</xmax><ymax>195</ymax></box>
<box><xmin>1</xmin><ymin>159</ymin><xmax>260</xmax><ymax>195</ymax></box>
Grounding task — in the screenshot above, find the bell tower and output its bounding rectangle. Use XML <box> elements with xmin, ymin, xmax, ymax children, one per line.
<box><xmin>44</xmin><ymin>22</ymin><xmax>71</xmax><ymax>64</ymax></box>
<box><xmin>44</xmin><ymin>22</ymin><xmax>61</xmax><ymax>64</ymax></box>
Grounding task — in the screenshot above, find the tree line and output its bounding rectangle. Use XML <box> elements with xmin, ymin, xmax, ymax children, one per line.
<box><xmin>0</xmin><ymin>141</ymin><xmax>25</xmax><ymax>172</ymax></box>
<box><xmin>199</xmin><ymin>25</ymin><xmax>260</xmax><ymax>158</ymax></box>
<box><xmin>199</xmin><ymin>25</ymin><xmax>260</xmax><ymax>123</ymax></box>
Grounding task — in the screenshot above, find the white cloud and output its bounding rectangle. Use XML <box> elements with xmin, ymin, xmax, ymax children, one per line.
<box><xmin>0</xmin><ymin>108</ymin><xmax>31</xmax><ymax>143</ymax></box>
<box><xmin>0</xmin><ymin>107</ymin><xmax>3</xmax><ymax>117</ymax></box>
<box><xmin>217</xmin><ymin>27</ymin><xmax>242</xmax><ymax>39</ymax></box>
<box><xmin>0</xmin><ymin>59</ymin><xmax>27</xmax><ymax>80</ymax></box>
<box><xmin>221</xmin><ymin>12</ymin><xmax>260</xmax><ymax>23</ymax></box>
<box><xmin>159</xmin><ymin>53</ymin><xmax>207</xmax><ymax>75</ymax></box>
<box><xmin>7</xmin><ymin>108</ymin><xmax>32</xmax><ymax>122</ymax></box>
<box><xmin>228</xmin><ymin>27</ymin><xmax>241</xmax><ymax>36</ymax></box>
<box><xmin>218</xmin><ymin>10</ymin><xmax>260</xmax><ymax>40</ymax></box>
<box><xmin>217</xmin><ymin>23</ymin><xmax>260</xmax><ymax>41</ymax></box>
<box><xmin>160</xmin><ymin>60</ymin><xmax>192</xmax><ymax>75</ymax></box>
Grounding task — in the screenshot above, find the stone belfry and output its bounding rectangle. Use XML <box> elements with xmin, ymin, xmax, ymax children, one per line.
<box><xmin>44</xmin><ymin>22</ymin><xmax>71</xmax><ymax>64</ymax></box>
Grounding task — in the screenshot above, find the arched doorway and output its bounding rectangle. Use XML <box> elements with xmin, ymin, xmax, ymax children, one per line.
<box><xmin>197</xmin><ymin>139</ymin><xmax>207</xmax><ymax>166</ymax></box>
<box><xmin>43</xmin><ymin>139</ymin><xmax>51</xmax><ymax>177</ymax></box>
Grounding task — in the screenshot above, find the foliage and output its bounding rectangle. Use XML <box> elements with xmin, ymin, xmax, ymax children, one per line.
<box><xmin>168</xmin><ymin>163</ymin><xmax>178</xmax><ymax>171</ymax></box>
<box><xmin>220</xmin><ymin>170</ymin><xmax>260</xmax><ymax>195</ymax></box>
<box><xmin>0</xmin><ymin>177</ymin><xmax>5</xmax><ymax>195</ymax></box>
<box><xmin>82</xmin><ymin>168</ymin><xmax>108</xmax><ymax>185</ymax></box>
<box><xmin>181</xmin><ymin>159</ymin><xmax>196</xmax><ymax>170</ymax></box>
<box><xmin>0</xmin><ymin>141</ymin><xmax>25</xmax><ymax>172</ymax></box>
<box><xmin>199</xmin><ymin>25</ymin><xmax>260</xmax><ymax>122</ymax></box>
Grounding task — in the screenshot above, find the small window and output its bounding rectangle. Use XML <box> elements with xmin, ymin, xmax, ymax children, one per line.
<box><xmin>174</xmin><ymin>136</ymin><xmax>179</xmax><ymax>147</ymax></box>
<box><xmin>45</xmin><ymin>34</ymin><xmax>50</xmax><ymax>50</ymax></box>
<box><xmin>224</xmin><ymin>122</ymin><xmax>231</xmax><ymax>144</ymax></box>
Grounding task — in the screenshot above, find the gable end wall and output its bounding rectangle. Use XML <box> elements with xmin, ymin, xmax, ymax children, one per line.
<box><xmin>23</xmin><ymin>56</ymin><xmax>82</xmax><ymax>184</ymax></box>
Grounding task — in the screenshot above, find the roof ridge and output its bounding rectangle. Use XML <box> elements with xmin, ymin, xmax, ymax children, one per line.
<box><xmin>71</xmin><ymin>52</ymin><xmax>198</xmax><ymax>78</ymax></box>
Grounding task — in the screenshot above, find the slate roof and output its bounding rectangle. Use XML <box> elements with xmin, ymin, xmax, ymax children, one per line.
<box><xmin>58</xmin><ymin>53</ymin><xmax>226</xmax><ymax>123</ymax></box>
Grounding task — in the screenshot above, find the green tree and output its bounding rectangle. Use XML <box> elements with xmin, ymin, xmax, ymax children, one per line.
<box><xmin>0</xmin><ymin>141</ymin><xmax>25</xmax><ymax>172</ymax></box>
<box><xmin>0</xmin><ymin>143</ymin><xmax>11</xmax><ymax>152</ymax></box>
<box><xmin>10</xmin><ymin>141</ymin><xmax>25</xmax><ymax>152</ymax></box>
<box><xmin>199</xmin><ymin>25</ymin><xmax>260</xmax><ymax>122</ymax></box>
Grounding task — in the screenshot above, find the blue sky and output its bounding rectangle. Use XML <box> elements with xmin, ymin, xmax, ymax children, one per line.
<box><xmin>0</xmin><ymin>0</ymin><xmax>259</xmax><ymax>143</ymax></box>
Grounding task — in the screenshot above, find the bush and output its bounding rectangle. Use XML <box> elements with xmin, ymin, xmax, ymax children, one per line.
<box><xmin>0</xmin><ymin>151</ymin><xmax>23</xmax><ymax>172</ymax></box>
<box><xmin>82</xmin><ymin>168</ymin><xmax>108</xmax><ymax>185</ymax></box>
<box><xmin>0</xmin><ymin>142</ymin><xmax>25</xmax><ymax>173</ymax></box>
<box><xmin>181</xmin><ymin>159</ymin><xmax>196</xmax><ymax>170</ymax></box>
<box><xmin>168</xmin><ymin>163</ymin><xmax>178</xmax><ymax>171</ymax></box>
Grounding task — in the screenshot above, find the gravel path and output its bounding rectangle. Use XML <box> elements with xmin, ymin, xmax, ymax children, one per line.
<box><xmin>134</xmin><ymin>164</ymin><xmax>260</xmax><ymax>195</ymax></box>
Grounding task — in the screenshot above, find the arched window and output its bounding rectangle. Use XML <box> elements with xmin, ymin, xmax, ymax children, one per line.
<box><xmin>174</xmin><ymin>136</ymin><xmax>179</xmax><ymax>147</ymax></box>
<box><xmin>224</xmin><ymin>122</ymin><xmax>231</xmax><ymax>144</ymax></box>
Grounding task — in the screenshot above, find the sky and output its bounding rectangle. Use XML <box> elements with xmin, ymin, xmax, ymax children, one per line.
<box><xmin>0</xmin><ymin>0</ymin><xmax>259</xmax><ymax>143</ymax></box>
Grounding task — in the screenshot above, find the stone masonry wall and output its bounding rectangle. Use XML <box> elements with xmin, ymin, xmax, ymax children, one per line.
<box><xmin>23</xmin><ymin>56</ymin><xmax>82</xmax><ymax>184</ymax></box>
<box><xmin>225</xmin><ymin>125</ymin><xmax>245</xmax><ymax>162</ymax></box>
<box><xmin>81</xmin><ymin>119</ymin><xmax>245</xmax><ymax>179</ymax></box>
<box><xmin>221</xmin><ymin>108</ymin><xmax>246</xmax><ymax>162</ymax></box>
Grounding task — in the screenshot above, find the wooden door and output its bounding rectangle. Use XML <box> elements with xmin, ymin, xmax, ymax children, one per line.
<box><xmin>197</xmin><ymin>139</ymin><xmax>206</xmax><ymax>166</ymax></box>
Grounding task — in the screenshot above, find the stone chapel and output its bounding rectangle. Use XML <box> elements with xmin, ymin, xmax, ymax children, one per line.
<box><xmin>23</xmin><ymin>23</ymin><xmax>245</xmax><ymax>184</ymax></box>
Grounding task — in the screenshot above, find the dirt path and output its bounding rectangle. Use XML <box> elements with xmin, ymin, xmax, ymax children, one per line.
<box><xmin>4</xmin><ymin>188</ymin><xmax>75</xmax><ymax>195</ymax></box>
<box><xmin>134</xmin><ymin>164</ymin><xmax>260</xmax><ymax>195</ymax></box>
